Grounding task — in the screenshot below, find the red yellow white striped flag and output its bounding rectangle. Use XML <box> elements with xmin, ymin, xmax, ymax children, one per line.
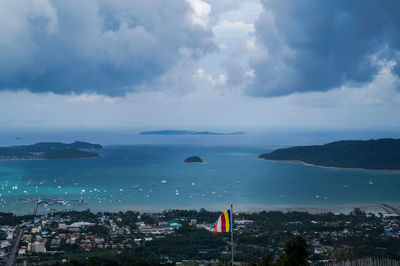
<box><xmin>214</xmin><ymin>209</ymin><xmax>232</xmax><ymax>233</ymax></box>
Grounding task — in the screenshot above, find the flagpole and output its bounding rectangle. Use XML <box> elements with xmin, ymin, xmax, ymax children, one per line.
<box><xmin>231</xmin><ymin>204</ymin><xmax>234</xmax><ymax>266</ymax></box>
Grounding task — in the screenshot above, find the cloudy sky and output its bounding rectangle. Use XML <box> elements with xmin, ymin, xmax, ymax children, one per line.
<box><xmin>1</xmin><ymin>0</ymin><xmax>400</xmax><ymax>131</ymax></box>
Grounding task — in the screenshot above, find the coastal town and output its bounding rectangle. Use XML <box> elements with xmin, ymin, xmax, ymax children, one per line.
<box><xmin>0</xmin><ymin>205</ymin><xmax>400</xmax><ymax>265</ymax></box>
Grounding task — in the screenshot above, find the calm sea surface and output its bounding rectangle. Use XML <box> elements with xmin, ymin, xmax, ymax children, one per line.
<box><xmin>1</xmin><ymin>131</ymin><xmax>400</xmax><ymax>214</ymax></box>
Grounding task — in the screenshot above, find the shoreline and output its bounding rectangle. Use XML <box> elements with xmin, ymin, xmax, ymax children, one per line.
<box><xmin>0</xmin><ymin>156</ymin><xmax>99</xmax><ymax>161</ymax></box>
<box><xmin>11</xmin><ymin>202</ymin><xmax>400</xmax><ymax>216</ymax></box>
<box><xmin>260</xmin><ymin>158</ymin><xmax>400</xmax><ymax>173</ymax></box>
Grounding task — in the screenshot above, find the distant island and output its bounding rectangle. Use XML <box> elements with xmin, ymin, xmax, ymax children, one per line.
<box><xmin>140</xmin><ymin>130</ymin><xmax>246</xmax><ymax>135</ymax></box>
<box><xmin>0</xmin><ymin>141</ymin><xmax>102</xmax><ymax>160</ymax></box>
<box><xmin>184</xmin><ymin>156</ymin><xmax>203</xmax><ymax>163</ymax></box>
<box><xmin>258</xmin><ymin>138</ymin><xmax>400</xmax><ymax>170</ymax></box>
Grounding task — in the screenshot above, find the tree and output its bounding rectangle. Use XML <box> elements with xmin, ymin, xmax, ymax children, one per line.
<box><xmin>284</xmin><ymin>236</ymin><xmax>310</xmax><ymax>266</ymax></box>
<box><xmin>259</xmin><ymin>254</ymin><xmax>274</xmax><ymax>266</ymax></box>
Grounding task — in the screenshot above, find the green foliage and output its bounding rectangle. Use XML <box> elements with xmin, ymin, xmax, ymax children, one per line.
<box><xmin>0</xmin><ymin>141</ymin><xmax>101</xmax><ymax>159</ymax></box>
<box><xmin>41</xmin><ymin>148</ymin><xmax>99</xmax><ymax>159</ymax></box>
<box><xmin>284</xmin><ymin>236</ymin><xmax>310</xmax><ymax>266</ymax></box>
<box><xmin>259</xmin><ymin>254</ymin><xmax>274</xmax><ymax>266</ymax></box>
<box><xmin>163</xmin><ymin>209</ymin><xmax>219</xmax><ymax>223</ymax></box>
<box><xmin>0</xmin><ymin>212</ymin><xmax>22</xmax><ymax>225</ymax></box>
<box><xmin>52</xmin><ymin>209</ymin><xmax>98</xmax><ymax>223</ymax></box>
<box><xmin>259</xmin><ymin>138</ymin><xmax>400</xmax><ymax>169</ymax></box>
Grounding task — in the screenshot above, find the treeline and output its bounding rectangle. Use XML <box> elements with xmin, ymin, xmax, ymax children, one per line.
<box><xmin>43</xmin><ymin>235</ymin><xmax>310</xmax><ymax>266</ymax></box>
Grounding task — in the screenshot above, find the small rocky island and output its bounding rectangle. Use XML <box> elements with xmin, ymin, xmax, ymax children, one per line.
<box><xmin>0</xmin><ymin>141</ymin><xmax>102</xmax><ymax>160</ymax></box>
<box><xmin>184</xmin><ymin>156</ymin><xmax>203</xmax><ymax>163</ymax></box>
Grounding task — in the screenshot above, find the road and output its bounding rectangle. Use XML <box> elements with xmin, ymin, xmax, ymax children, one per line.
<box><xmin>6</xmin><ymin>226</ymin><xmax>23</xmax><ymax>266</ymax></box>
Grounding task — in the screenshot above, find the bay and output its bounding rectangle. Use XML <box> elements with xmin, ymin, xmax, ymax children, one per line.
<box><xmin>0</xmin><ymin>140</ymin><xmax>400</xmax><ymax>215</ymax></box>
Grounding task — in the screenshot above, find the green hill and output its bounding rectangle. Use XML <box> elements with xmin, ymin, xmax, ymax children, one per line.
<box><xmin>41</xmin><ymin>148</ymin><xmax>99</xmax><ymax>159</ymax></box>
<box><xmin>0</xmin><ymin>141</ymin><xmax>102</xmax><ymax>160</ymax></box>
<box><xmin>258</xmin><ymin>138</ymin><xmax>400</xmax><ymax>170</ymax></box>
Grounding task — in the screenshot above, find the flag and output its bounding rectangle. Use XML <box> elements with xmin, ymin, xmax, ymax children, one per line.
<box><xmin>214</xmin><ymin>209</ymin><xmax>232</xmax><ymax>233</ymax></box>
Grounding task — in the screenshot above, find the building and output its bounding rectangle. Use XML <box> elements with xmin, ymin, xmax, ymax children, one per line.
<box><xmin>28</xmin><ymin>241</ymin><xmax>46</xmax><ymax>253</ymax></box>
<box><xmin>18</xmin><ymin>247</ymin><xmax>27</xmax><ymax>255</ymax></box>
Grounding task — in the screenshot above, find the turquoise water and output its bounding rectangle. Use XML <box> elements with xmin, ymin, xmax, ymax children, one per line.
<box><xmin>1</xmin><ymin>143</ymin><xmax>400</xmax><ymax>215</ymax></box>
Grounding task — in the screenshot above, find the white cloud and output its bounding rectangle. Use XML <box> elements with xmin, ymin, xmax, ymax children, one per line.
<box><xmin>66</xmin><ymin>93</ymin><xmax>123</xmax><ymax>104</ymax></box>
<box><xmin>213</xmin><ymin>20</ymin><xmax>254</xmax><ymax>39</ymax></box>
<box><xmin>187</xmin><ymin>0</ymin><xmax>212</xmax><ymax>28</ymax></box>
<box><xmin>218</xmin><ymin>43</ymin><xmax>228</xmax><ymax>49</ymax></box>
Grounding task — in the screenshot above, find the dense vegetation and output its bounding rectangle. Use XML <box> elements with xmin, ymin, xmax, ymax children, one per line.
<box><xmin>259</xmin><ymin>138</ymin><xmax>400</xmax><ymax>170</ymax></box>
<box><xmin>42</xmin><ymin>148</ymin><xmax>99</xmax><ymax>159</ymax></box>
<box><xmin>184</xmin><ymin>156</ymin><xmax>203</xmax><ymax>163</ymax></box>
<box><xmin>0</xmin><ymin>212</ymin><xmax>28</xmax><ymax>225</ymax></box>
<box><xmin>0</xmin><ymin>141</ymin><xmax>102</xmax><ymax>160</ymax></box>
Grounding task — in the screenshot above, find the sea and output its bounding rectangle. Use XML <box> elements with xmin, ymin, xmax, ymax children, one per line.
<box><xmin>1</xmin><ymin>129</ymin><xmax>400</xmax><ymax>215</ymax></box>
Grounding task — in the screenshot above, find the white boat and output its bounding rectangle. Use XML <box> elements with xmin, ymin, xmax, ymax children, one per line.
<box><xmin>369</xmin><ymin>179</ymin><xmax>374</xmax><ymax>185</ymax></box>
<box><xmin>161</xmin><ymin>180</ymin><xmax>167</xmax><ymax>184</ymax></box>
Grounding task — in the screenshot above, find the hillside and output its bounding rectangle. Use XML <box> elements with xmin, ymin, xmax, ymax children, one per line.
<box><xmin>258</xmin><ymin>138</ymin><xmax>400</xmax><ymax>170</ymax></box>
<box><xmin>0</xmin><ymin>141</ymin><xmax>102</xmax><ymax>160</ymax></box>
<box><xmin>41</xmin><ymin>148</ymin><xmax>99</xmax><ymax>159</ymax></box>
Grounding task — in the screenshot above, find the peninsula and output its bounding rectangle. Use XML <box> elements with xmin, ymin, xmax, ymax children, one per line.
<box><xmin>258</xmin><ymin>138</ymin><xmax>400</xmax><ymax>170</ymax></box>
<box><xmin>140</xmin><ymin>130</ymin><xmax>246</xmax><ymax>135</ymax></box>
<box><xmin>0</xmin><ymin>141</ymin><xmax>102</xmax><ymax>160</ymax></box>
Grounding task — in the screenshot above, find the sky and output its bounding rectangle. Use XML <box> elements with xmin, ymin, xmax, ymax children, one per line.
<box><xmin>0</xmin><ymin>0</ymin><xmax>400</xmax><ymax>132</ymax></box>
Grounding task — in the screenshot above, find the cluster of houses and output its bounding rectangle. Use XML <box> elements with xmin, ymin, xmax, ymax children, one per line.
<box><xmin>0</xmin><ymin>225</ymin><xmax>16</xmax><ymax>262</ymax></box>
<box><xmin>8</xmin><ymin>214</ymin><xmax>256</xmax><ymax>263</ymax></box>
<box><xmin>284</xmin><ymin>214</ymin><xmax>400</xmax><ymax>257</ymax></box>
<box><xmin>10</xmin><ymin>212</ymin><xmax>184</xmax><ymax>264</ymax></box>
<box><xmin>137</xmin><ymin>220</ymin><xmax>180</xmax><ymax>236</ymax></box>
<box><xmin>1</xmin><ymin>209</ymin><xmax>399</xmax><ymax>264</ymax></box>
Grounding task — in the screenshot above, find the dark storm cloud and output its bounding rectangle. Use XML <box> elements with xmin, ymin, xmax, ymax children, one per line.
<box><xmin>0</xmin><ymin>0</ymin><xmax>216</xmax><ymax>96</ymax></box>
<box><xmin>248</xmin><ymin>0</ymin><xmax>400</xmax><ymax>97</ymax></box>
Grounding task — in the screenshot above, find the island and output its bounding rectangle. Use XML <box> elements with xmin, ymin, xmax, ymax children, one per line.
<box><xmin>0</xmin><ymin>141</ymin><xmax>102</xmax><ymax>160</ymax></box>
<box><xmin>140</xmin><ymin>130</ymin><xmax>246</xmax><ymax>135</ymax></box>
<box><xmin>258</xmin><ymin>138</ymin><xmax>400</xmax><ymax>170</ymax></box>
<box><xmin>184</xmin><ymin>156</ymin><xmax>203</xmax><ymax>163</ymax></box>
